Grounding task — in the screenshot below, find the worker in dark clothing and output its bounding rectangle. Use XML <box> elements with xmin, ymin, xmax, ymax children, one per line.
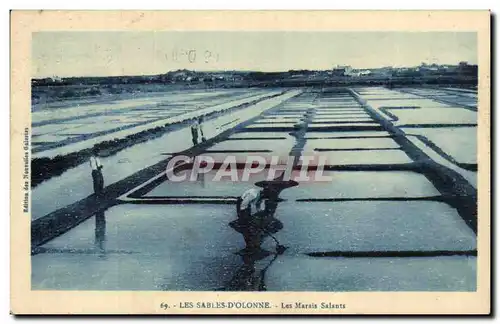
<box><xmin>90</xmin><ymin>147</ymin><xmax>104</xmax><ymax>197</ymax></box>
<box><xmin>234</xmin><ymin>188</ymin><xmax>265</xmax><ymax>250</ymax></box>
<box><xmin>198</xmin><ymin>116</ymin><xmax>206</xmax><ymax>142</ymax></box>
<box><xmin>191</xmin><ymin>119</ymin><xmax>199</xmax><ymax>145</ymax></box>
<box><xmin>224</xmin><ymin>181</ymin><xmax>298</xmax><ymax>291</ymax></box>
<box><xmin>231</xmin><ymin>180</ymin><xmax>298</xmax><ymax>251</ymax></box>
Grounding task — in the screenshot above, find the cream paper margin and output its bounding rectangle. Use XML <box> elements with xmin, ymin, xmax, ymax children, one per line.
<box><xmin>10</xmin><ymin>10</ymin><xmax>491</xmax><ymax>315</ymax></box>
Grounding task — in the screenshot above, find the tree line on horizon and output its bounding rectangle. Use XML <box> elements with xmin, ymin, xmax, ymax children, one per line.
<box><xmin>32</xmin><ymin>63</ymin><xmax>478</xmax><ymax>87</ymax></box>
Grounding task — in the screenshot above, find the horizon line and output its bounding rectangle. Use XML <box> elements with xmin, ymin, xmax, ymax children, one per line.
<box><xmin>32</xmin><ymin>62</ymin><xmax>476</xmax><ymax>79</ymax></box>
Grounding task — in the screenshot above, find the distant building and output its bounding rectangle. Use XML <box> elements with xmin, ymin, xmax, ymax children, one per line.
<box><xmin>370</xmin><ymin>66</ymin><xmax>394</xmax><ymax>77</ymax></box>
<box><xmin>457</xmin><ymin>61</ymin><xmax>478</xmax><ymax>76</ymax></box>
<box><xmin>346</xmin><ymin>69</ymin><xmax>371</xmax><ymax>77</ymax></box>
<box><xmin>331</xmin><ymin>65</ymin><xmax>352</xmax><ymax>76</ymax></box>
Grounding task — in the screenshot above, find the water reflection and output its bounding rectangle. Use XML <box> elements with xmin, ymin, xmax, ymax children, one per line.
<box><xmin>196</xmin><ymin>170</ymin><xmax>206</xmax><ymax>189</ymax></box>
<box><xmin>225</xmin><ymin>247</ymin><xmax>275</xmax><ymax>291</ymax></box>
<box><xmin>94</xmin><ymin>210</ymin><xmax>106</xmax><ymax>256</ymax></box>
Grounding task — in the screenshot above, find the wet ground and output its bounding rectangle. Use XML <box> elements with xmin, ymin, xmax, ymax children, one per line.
<box><xmin>31</xmin><ymin>90</ymin><xmax>293</xmax><ymax>219</ymax></box>
<box><xmin>31</xmin><ymin>86</ymin><xmax>477</xmax><ymax>291</ymax></box>
<box><xmin>32</xmin><ymin>88</ymin><xmax>280</xmax><ymax>157</ymax></box>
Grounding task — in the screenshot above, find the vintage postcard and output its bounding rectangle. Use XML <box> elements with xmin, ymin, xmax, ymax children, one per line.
<box><xmin>10</xmin><ymin>11</ymin><xmax>490</xmax><ymax>315</ymax></box>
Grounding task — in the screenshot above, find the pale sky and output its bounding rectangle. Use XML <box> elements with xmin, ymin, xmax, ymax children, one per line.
<box><xmin>32</xmin><ymin>32</ymin><xmax>477</xmax><ymax>78</ymax></box>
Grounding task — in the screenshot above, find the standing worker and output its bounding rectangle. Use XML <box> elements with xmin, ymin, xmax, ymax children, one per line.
<box><xmin>198</xmin><ymin>116</ymin><xmax>206</xmax><ymax>142</ymax></box>
<box><xmin>190</xmin><ymin>119</ymin><xmax>199</xmax><ymax>145</ymax></box>
<box><xmin>90</xmin><ymin>147</ymin><xmax>104</xmax><ymax>197</ymax></box>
